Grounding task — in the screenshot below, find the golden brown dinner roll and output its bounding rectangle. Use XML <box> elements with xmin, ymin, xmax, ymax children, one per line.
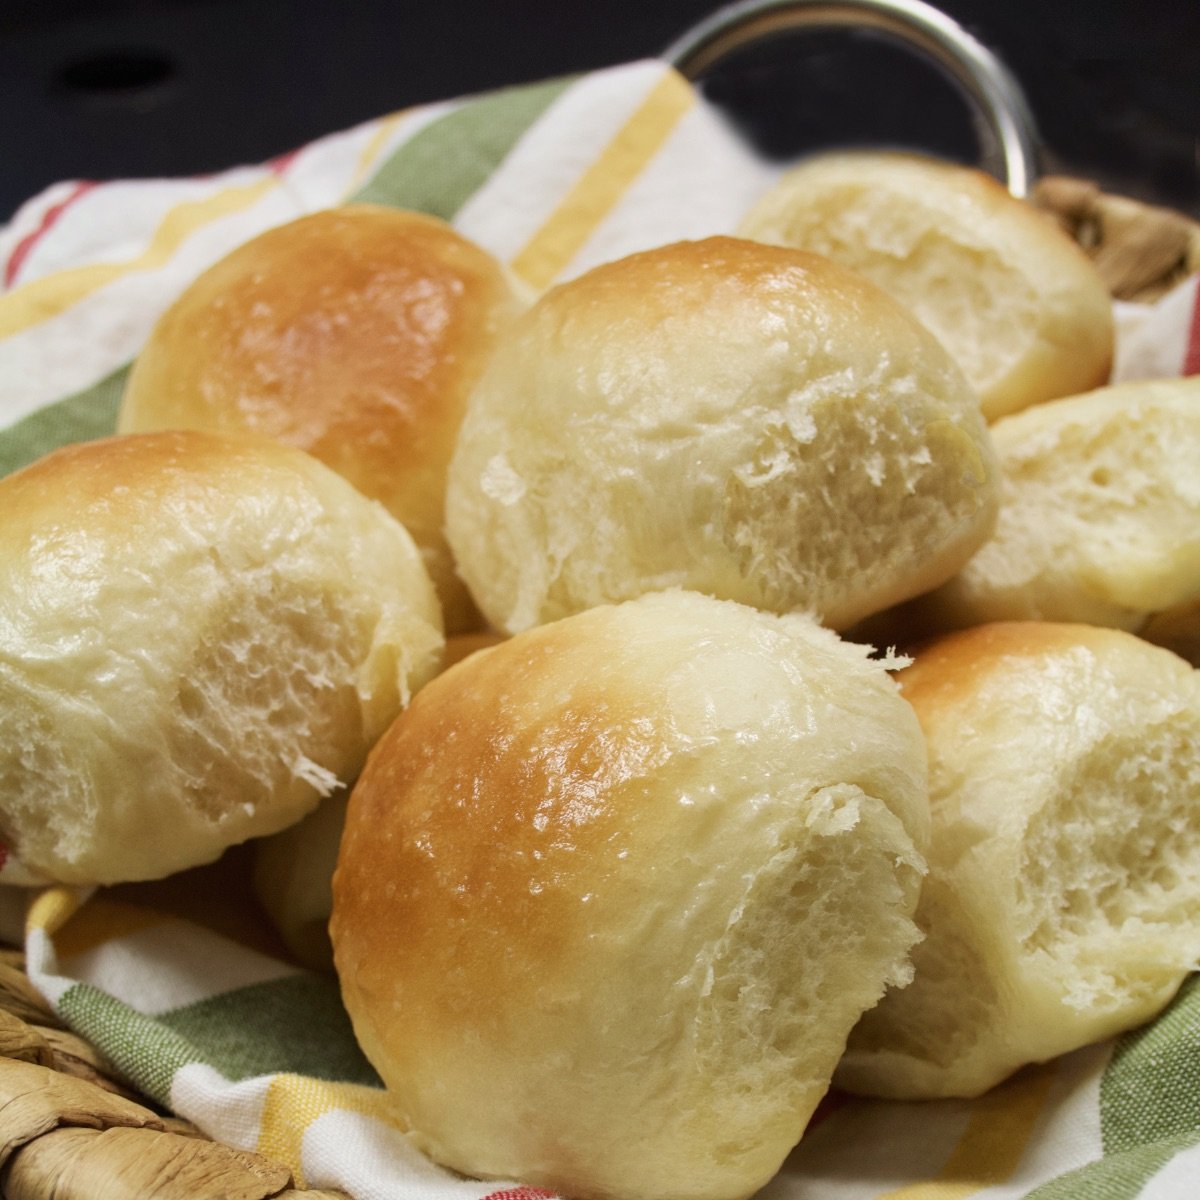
<box><xmin>119</xmin><ymin>205</ymin><xmax>524</xmax><ymax>633</ymax></box>
<box><xmin>838</xmin><ymin>622</ymin><xmax>1200</xmax><ymax>1100</ymax></box>
<box><xmin>445</xmin><ymin>236</ymin><xmax>998</xmax><ymax>635</ymax></box>
<box><xmin>332</xmin><ymin>590</ymin><xmax>930</xmax><ymax>1200</ymax></box>
<box><xmin>738</xmin><ymin>152</ymin><xmax>1114</xmax><ymax>421</ymax></box>
<box><xmin>912</xmin><ymin>376</ymin><xmax>1200</xmax><ymax>636</ymax></box>
<box><xmin>253</xmin><ymin>630</ymin><xmax>505</xmax><ymax>971</ymax></box>
<box><xmin>0</xmin><ymin>430</ymin><xmax>443</xmax><ymax>886</ymax></box>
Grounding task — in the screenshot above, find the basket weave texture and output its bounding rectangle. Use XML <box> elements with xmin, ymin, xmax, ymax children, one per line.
<box><xmin>0</xmin><ymin>950</ymin><xmax>347</xmax><ymax>1199</ymax></box>
<box><xmin>1032</xmin><ymin>175</ymin><xmax>1200</xmax><ymax>302</ymax></box>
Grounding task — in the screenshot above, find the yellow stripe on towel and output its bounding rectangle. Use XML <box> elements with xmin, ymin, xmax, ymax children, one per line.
<box><xmin>39</xmin><ymin>894</ymin><xmax>167</xmax><ymax>958</ymax></box>
<box><xmin>876</xmin><ymin>1063</ymin><xmax>1057</xmax><ymax>1200</ymax></box>
<box><xmin>26</xmin><ymin>885</ymin><xmax>93</xmax><ymax>940</ymax></box>
<box><xmin>257</xmin><ymin>1074</ymin><xmax>406</xmax><ymax>1186</ymax></box>
<box><xmin>0</xmin><ymin>175</ymin><xmax>281</xmax><ymax>340</ymax></box>
<box><xmin>508</xmin><ymin>70</ymin><xmax>695</xmax><ymax>291</ymax></box>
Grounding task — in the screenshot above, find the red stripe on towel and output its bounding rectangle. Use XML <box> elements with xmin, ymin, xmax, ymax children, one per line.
<box><xmin>1184</xmin><ymin>277</ymin><xmax>1200</xmax><ymax>376</ymax></box>
<box><xmin>5</xmin><ymin>180</ymin><xmax>97</xmax><ymax>290</ymax></box>
<box><xmin>267</xmin><ymin>147</ymin><xmax>302</xmax><ymax>175</ymax></box>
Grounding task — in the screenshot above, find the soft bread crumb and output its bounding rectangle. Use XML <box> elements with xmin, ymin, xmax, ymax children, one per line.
<box><xmin>838</xmin><ymin>622</ymin><xmax>1200</xmax><ymax>1100</ymax></box>
<box><xmin>738</xmin><ymin>151</ymin><xmax>1114</xmax><ymax>421</ymax></box>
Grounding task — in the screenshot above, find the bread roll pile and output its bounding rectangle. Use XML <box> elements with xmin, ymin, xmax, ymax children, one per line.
<box><xmin>5</xmin><ymin>142</ymin><xmax>1198</xmax><ymax>1200</ymax></box>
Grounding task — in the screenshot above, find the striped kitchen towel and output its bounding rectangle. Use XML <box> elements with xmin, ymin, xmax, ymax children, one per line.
<box><xmin>3</xmin><ymin>55</ymin><xmax>1200</xmax><ymax>1200</ymax></box>
<box><xmin>0</xmin><ymin>60</ymin><xmax>775</xmax><ymax>479</ymax></box>
<box><xmin>17</xmin><ymin>867</ymin><xmax>1200</xmax><ymax>1200</ymax></box>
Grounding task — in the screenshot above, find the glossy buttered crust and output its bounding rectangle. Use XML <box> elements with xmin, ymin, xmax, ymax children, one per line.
<box><xmin>838</xmin><ymin>621</ymin><xmax>1200</xmax><ymax>1100</ymax></box>
<box><xmin>738</xmin><ymin>152</ymin><xmax>1114</xmax><ymax>421</ymax></box>
<box><xmin>332</xmin><ymin>590</ymin><xmax>929</xmax><ymax>1200</ymax></box>
<box><xmin>119</xmin><ymin>205</ymin><xmax>524</xmax><ymax>633</ymax></box>
<box><xmin>0</xmin><ymin>430</ymin><xmax>443</xmax><ymax>885</ymax></box>
<box><xmin>445</xmin><ymin>236</ymin><xmax>999</xmax><ymax>635</ymax></box>
<box><xmin>252</xmin><ymin>631</ymin><xmax>506</xmax><ymax>972</ymax></box>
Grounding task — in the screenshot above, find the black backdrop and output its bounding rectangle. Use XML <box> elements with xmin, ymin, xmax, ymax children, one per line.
<box><xmin>2</xmin><ymin>0</ymin><xmax>1197</xmax><ymax>222</ymax></box>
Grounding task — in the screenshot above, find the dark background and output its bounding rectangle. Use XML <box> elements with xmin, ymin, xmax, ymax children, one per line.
<box><xmin>2</xmin><ymin>0</ymin><xmax>1197</xmax><ymax>224</ymax></box>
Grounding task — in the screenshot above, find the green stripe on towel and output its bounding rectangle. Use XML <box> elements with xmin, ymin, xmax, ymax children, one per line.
<box><xmin>153</xmin><ymin>974</ymin><xmax>380</xmax><ymax>1087</ymax></box>
<box><xmin>57</xmin><ymin>982</ymin><xmax>202</xmax><ymax>1106</ymax></box>
<box><xmin>1023</xmin><ymin>976</ymin><xmax>1200</xmax><ymax>1199</ymax></box>
<box><xmin>351</xmin><ymin>74</ymin><xmax>575</xmax><ymax>216</ymax></box>
<box><xmin>1020</xmin><ymin>1131</ymin><xmax>1200</xmax><ymax>1200</ymax></box>
<box><xmin>1101</xmin><ymin>975</ymin><xmax>1200</xmax><ymax>1155</ymax></box>
<box><xmin>0</xmin><ymin>361</ymin><xmax>128</xmax><ymax>478</ymax></box>
<box><xmin>58</xmin><ymin>973</ymin><xmax>380</xmax><ymax>1106</ymax></box>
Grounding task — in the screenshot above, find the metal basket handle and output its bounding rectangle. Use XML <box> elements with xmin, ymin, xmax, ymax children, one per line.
<box><xmin>662</xmin><ymin>0</ymin><xmax>1041</xmax><ymax>197</ymax></box>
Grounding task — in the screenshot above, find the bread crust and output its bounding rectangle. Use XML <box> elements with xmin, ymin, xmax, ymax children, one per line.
<box><xmin>119</xmin><ymin>205</ymin><xmax>524</xmax><ymax>632</ymax></box>
<box><xmin>252</xmin><ymin>631</ymin><xmax>505</xmax><ymax>971</ymax></box>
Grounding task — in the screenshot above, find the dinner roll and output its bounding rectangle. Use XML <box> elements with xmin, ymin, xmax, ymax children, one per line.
<box><xmin>0</xmin><ymin>430</ymin><xmax>443</xmax><ymax>886</ymax></box>
<box><xmin>253</xmin><ymin>793</ymin><xmax>349</xmax><ymax>972</ymax></box>
<box><xmin>445</xmin><ymin>236</ymin><xmax>998</xmax><ymax>635</ymax></box>
<box><xmin>912</xmin><ymin>376</ymin><xmax>1200</xmax><ymax>636</ymax></box>
<box><xmin>253</xmin><ymin>631</ymin><xmax>505</xmax><ymax>971</ymax></box>
<box><xmin>838</xmin><ymin>622</ymin><xmax>1200</xmax><ymax>1100</ymax></box>
<box><xmin>738</xmin><ymin>152</ymin><xmax>1114</xmax><ymax>421</ymax></box>
<box><xmin>332</xmin><ymin>590</ymin><xmax>929</xmax><ymax>1200</ymax></box>
<box><xmin>119</xmin><ymin>205</ymin><xmax>524</xmax><ymax>633</ymax></box>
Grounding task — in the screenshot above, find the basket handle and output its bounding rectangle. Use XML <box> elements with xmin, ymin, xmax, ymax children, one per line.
<box><xmin>662</xmin><ymin>0</ymin><xmax>1041</xmax><ymax>197</ymax></box>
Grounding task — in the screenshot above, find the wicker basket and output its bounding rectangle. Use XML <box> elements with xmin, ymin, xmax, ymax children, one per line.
<box><xmin>0</xmin><ymin>947</ymin><xmax>348</xmax><ymax>1199</ymax></box>
<box><xmin>1032</xmin><ymin>176</ymin><xmax>1200</xmax><ymax>302</ymax></box>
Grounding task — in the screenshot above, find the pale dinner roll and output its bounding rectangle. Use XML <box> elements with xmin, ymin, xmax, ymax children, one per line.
<box><xmin>253</xmin><ymin>631</ymin><xmax>505</xmax><ymax>971</ymax></box>
<box><xmin>119</xmin><ymin>205</ymin><xmax>524</xmax><ymax>633</ymax></box>
<box><xmin>253</xmin><ymin>794</ymin><xmax>350</xmax><ymax>972</ymax></box>
<box><xmin>912</xmin><ymin>376</ymin><xmax>1200</xmax><ymax>637</ymax></box>
<box><xmin>445</xmin><ymin>236</ymin><xmax>998</xmax><ymax>635</ymax></box>
<box><xmin>738</xmin><ymin>152</ymin><xmax>1114</xmax><ymax>421</ymax></box>
<box><xmin>332</xmin><ymin>590</ymin><xmax>929</xmax><ymax>1200</ymax></box>
<box><xmin>0</xmin><ymin>430</ymin><xmax>443</xmax><ymax>886</ymax></box>
<box><xmin>838</xmin><ymin>622</ymin><xmax>1200</xmax><ymax>1100</ymax></box>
